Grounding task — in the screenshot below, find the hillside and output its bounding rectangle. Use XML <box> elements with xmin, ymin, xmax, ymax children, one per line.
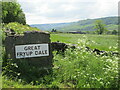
<box><xmin>30</xmin><ymin>23</ymin><xmax>72</xmax><ymax>31</ymax></box>
<box><xmin>30</xmin><ymin>16</ymin><xmax>118</xmax><ymax>32</ymax></box>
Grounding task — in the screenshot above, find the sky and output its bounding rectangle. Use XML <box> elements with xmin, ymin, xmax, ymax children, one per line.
<box><xmin>18</xmin><ymin>0</ymin><xmax>119</xmax><ymax>25</ymax></box>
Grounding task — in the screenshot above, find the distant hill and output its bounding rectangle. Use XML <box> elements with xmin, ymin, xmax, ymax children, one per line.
<box><xmin>30</xmin><ymin>16</ymin><xmax>118</xmax><ymax>32</ymax></box>
<box><xmin>30</xmin><ymin>23</ymin><xmax>71</xmax><ymax>31</ymax></box>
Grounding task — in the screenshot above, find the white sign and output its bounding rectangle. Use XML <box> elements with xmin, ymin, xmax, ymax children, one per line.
<box><xmin>15</xmin><ymin>44</ymin><xmax>49</xmax><ymax>58</ymax></box>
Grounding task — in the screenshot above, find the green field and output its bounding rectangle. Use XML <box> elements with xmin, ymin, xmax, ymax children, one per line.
<box><xmin>51</xmin><ymin>33</ymin><xmax>118</xmax><ymax>51</ymax></box>
<box><xmin>2</xmin><ymin>33</ymin><xmax>119</xmax><ymax>88</ymax></box>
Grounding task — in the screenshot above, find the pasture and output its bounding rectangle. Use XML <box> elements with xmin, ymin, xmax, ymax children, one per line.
<box><xmin>51</xmin><ymin>33</ymin><xmax>118</xmax><ymax>51</ymax></box>
<box><xmin>2</xmin><ymin>34</ymin><xmax>119</xmax><ymax>88</ymax></box>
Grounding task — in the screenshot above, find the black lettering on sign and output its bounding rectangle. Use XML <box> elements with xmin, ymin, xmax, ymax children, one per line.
<box><xmin>39</xmin><ymin>51</ymin><xmax>42</xmax><ymax>54</ymax></box>
<box><xmin>45</xmin><ymin>50</ymin><xmax>47</xmax><ymax>54</ymax></box>
<box><xmin>24</xmin><ymin>46</ymin><xmax>27</xmax><ymax>51</ymax></box>
<box><xmin>24</xmin><ymin>46</ymin><xmax>41</xmax><ymax>50</ymax></box>
<box><xmin>35</xmin><ymin>51</ymin><xmax>42</xmax><ymax>55</ymax></box>
<box><xmin>17</xmin><ymin>51</ymin><xmax>33</xmax><ymax>57</ymax></box>
<box><xmin>34</xmin><ymin>46</ymin><xmax>38</xmax><ymax>50</ymax></box>
<box><xmin>37</xmin><ymin>46</ymin><xmax>41</xmax><ymax>50</ymax></box>
<box><xmin>42</xmin><ymin>51</ymin><xmax>44</xmax><ymax>54</ymax></box>
<box><xmin>30</xmin><ymin>51</ymin><xmax>33</xmax><ymax>55</ymax></box>
<box><xmin>20</xmin><ymin>52</ymin><xmax>24</xmax><ymax>56</ymax></box>
<box><xmin>15</xmin><ymin>44</ymin><xmax>49</xmax><ymax>58</ymax></box>
<box><xmin>29</xmin><ymin>46</ymin><xmax>32</xmax><ymax>50</ymax></box>
<box><xmin>17</xmin><ymin>52</ymin><xmax>24</xmax><ymax>57</ymax></box>
<box><xmin>17</xmin><ymin>52</ymin><xmax>20</xmax><ymax>56</ymax></box>
<box><xmin>35</xmin><ymin>51</ymin><xmax>38</xmax><ymax>55</ymax></box>
<box><xmin>35</xmin><ymin>50</ymin><xmax>47</xmax><ymax>55</ymax></box>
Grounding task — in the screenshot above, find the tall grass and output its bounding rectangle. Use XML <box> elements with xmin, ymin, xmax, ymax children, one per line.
<box><xmin>52</xmin><ymin>35</ymin><xmax>118</xmax><ymax>88</ymax></box>
<box><xmin>2</xmin><ymin>34</ymin><xmax>119</xmax><ymax>88</ymax></box>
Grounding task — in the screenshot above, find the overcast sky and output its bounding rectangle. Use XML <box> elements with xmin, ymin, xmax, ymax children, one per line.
<box><xmin>18</xmin><ymin>0</ymin><xmax>119</xmax><ymax>25</ymax></box>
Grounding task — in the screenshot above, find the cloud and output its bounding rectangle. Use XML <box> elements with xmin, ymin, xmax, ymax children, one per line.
<box><xmin>87</xmin><ymin>2</ymin><xmax>118</xmax><ymax>19</ymax></box>
<box><xmin>18</xmin><ymin>0</ymin><xmax>119</xmax><ymax>24</ymax></box>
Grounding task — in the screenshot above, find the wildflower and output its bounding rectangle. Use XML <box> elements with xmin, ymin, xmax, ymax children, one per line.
<box><xmin>86</xmin><ymin>74</ymin><xmax>89</xmax><ymax>76</ymax></box>
<box><xmin>74</xmin><ymin>76</ymin><xmax>76</xmax><ymax>78</ymax></box>
<box><xmin>109</xmin><ymin>46</ymin><xmax>112</xmax><ymax>49</ymax></box>
<box><xmin>105</xmin><ymin>72</ymin><xmax>107</xmax><ymax>74</ymax></box>
<box><xmin>106</xmin><ymin>59</ymin><xmax>112</xmax><ymax>62</ymax></box>
<box><xmin>100</xmin><ymin>82</ymin><xmax>104</xmax><ymax>85</ymax></box>
<box><xmin>113</xmin><ymin>46</ymin><xmax>117</xmax><ymax>49</ymax></box>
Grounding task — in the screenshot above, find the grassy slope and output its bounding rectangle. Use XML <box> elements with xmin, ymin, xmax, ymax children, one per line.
<box><xmin>30</xmin><ymin>16</ymin><xmax>118</xmax><ymax>32</ymax></box>
<box><xmin>50</xmin><ymin>34</ymin><xmax>118</xmax><ymax>51</ymax></box>
<box><xmin>58</xmin><ymin>16</ymin><xmax>118</xmax><ymax>32</ymax></box>
<box><xmin>59</xmin><ymin>24</ymin><xmax>118</xmax><ymax>32</ymax></box>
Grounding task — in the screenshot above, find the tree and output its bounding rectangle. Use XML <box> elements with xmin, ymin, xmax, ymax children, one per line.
<box><xmin>94</xmin><ymin>20</ymin><xmax>107</xmax><ymax>34</ymax></box>
<box><xmin>112</xmin><ymin>30</ymin><xmax>118</xmax><ymax>35</ymax></box>
<box><xmin>2</xmin><ymin>1</ymin><xmax>26</xmax><ymax>24</ymax></box>
<box><xmin>51</xmin><ymin>29</ymin><xmax>57</xmax><ymax>32</ymax></box>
